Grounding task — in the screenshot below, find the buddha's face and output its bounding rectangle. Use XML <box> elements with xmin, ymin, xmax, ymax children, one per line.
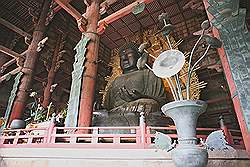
<box><xmin>120</xmin><ymin>48</ymin><xmax>139</xmax><ymax>73</ymax></box>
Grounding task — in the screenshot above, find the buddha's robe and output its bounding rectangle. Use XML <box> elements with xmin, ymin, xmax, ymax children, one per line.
<box><xmin>103</xmin><ymin>69</ymin><xmax>167</xmax><ymax>113</ymax></box>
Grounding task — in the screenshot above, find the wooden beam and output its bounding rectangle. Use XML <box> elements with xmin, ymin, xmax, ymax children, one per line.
<box><xmin>97</xmin><ymin>0</ymin><xmax>155</xmax><ymax>33</ymax></box>
<box><xmin>53</xmin><ymin>0</ymin><xmax>82</xmax><ymax>20</ymax></box>
<box><xmin>1</xmin><ymin>59</ymin><xmax>16</xmax><ymax>68</ymax></box>
<box><xmin>0</xmin><ymin>17</ymin><xmax>32</xmax><ymax>39</ymax></box>
<box><xmin>53</xmin><ymin>0</ymin><xmax>72</xmax><ymax>13</ymax></box>
<box><xmin>53</xmin><ymin>0</ymin><xmax>118</xmax><ymax>15</ymax></box>
<box><xmin>53</xmin><ymin>0</ymin><xmax>87</xmax><ymax>31</ymax></box>
<box><xmin>1</xmin><ymin>50</ymin><xmax>27</xmax><ymax>73</ymax></box>
<box><xmin>0</xmin><ymin>45</ymin><xmax>25</xmax><ymax>59</ymax></box>
<box><xmin>99</xmin><ymin>0</ymin><xmax>119</xmax><ymax>14</ymax></box>
<box><xmin>0</xmin><ymin>67</ymin><xmax>22</xmax><ymax>83</ymax></box>
<box><xmin>54</xmin><ymin>0</ymin><xmax>155</xmax><ymax>33</ymax></box>
<box><xmin>99</xmin><ymin>0</ymin><xmax>154</xmax><ymax>24</ymax></box>
<box><xmin>0</xmin><ymin>59</ymin><xmax>16</xmax><ymax>73</ymax></box>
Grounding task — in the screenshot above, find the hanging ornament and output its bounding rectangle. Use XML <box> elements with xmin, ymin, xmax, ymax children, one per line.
<box><xmin>132</xmin><ymin>2</ymin><xmax>145</xmax><ymax>15</ymax></box>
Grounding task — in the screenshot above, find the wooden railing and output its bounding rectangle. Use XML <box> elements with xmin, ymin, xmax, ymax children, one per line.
<box><xmin>145</xmin><ymin>126</ymin><xmax>218</xmax><ymax>144</ymax></box>
<box><xmin>0</xmin><ymin>121</ymin><xmax>244</xmax><ymax>149</ymax></box>
<box><xmin>1</xmin><ymin>127</ymin><xmax>49</xmax><ymax>145</ymax></box>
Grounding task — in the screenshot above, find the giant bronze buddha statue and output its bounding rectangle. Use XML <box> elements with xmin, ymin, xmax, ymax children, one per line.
<box><xmin>93</xmin><ymin>42</ymin><xmax>170</xmax><ymax>128</ymax></box>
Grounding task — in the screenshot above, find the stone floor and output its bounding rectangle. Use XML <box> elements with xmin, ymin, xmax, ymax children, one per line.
<box><xmin>0</xmin><ymin>148</ymin><xmax>250</xmax><ymax>167</ymax></box>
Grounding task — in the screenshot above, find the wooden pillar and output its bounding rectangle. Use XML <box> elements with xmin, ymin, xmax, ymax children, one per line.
<box><xmin>42</xmin><ymin>34</ymin><xmax>63</xmax><ymax>108</ymax></box>
<box><xmin>203</xmin><ymin>0</ymin><xmax>250</xmax><ymax>153</ymax></box>
<box><xmin>78</xmin><ymin>0</ymin><xmax>100</xmax><ymax>127</ymax></box>
<box><xmin>8</xmin><ymin>0</ymin><xmax>50</xmax><ymax>124</ymax></box>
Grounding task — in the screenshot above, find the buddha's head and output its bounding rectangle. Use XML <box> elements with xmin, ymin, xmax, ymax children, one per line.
<box><xmin>119</xmin><ymin>42</ymin><xmax>140</xmax><ymax>74</ymax></box>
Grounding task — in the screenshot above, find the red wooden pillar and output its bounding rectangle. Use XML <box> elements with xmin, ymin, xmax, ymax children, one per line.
<box><xmin>42</xmin><ymin>34</ymin><xmax>62</xmax><ymax>108</ymax></box>
<box><xmin>203</xmin><ymin>0</ymin><xmax>250</xmax><ymax>153</ymax></box>
<box><xmin>8</xmin><ymin>0</ymin><xmax>50</xmax><ymax>124</ymax></box>
<box><xmin>78</xmin><ymin>0</ymin><xmax>100</xmax><ymax>127</ymax></box>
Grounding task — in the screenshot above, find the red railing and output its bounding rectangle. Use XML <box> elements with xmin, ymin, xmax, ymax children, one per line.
<box><xmin>0</xmin><ymin>122</ymin><xmax>244</xmax><ymax>149</ymax></box>
<box><xmin>145</xmin><ymin>126</ymin><xmax>218</xmax><ymax>143</ymax></box>
<box><xmin>1</xmin><ymin>127</ymin><xmax>49</xmax><ymax>145</ymax></box>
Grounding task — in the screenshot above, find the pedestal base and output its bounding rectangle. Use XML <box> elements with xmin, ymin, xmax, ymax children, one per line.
<box><xmin>172</xmin><ymin>145</ymin><xmax>208</xmax><ymax>167</ymax></box>
<box><xmin>92</xmin><ymin>110</ymin><xmax>172</xmax><ymax>134</ymax></box>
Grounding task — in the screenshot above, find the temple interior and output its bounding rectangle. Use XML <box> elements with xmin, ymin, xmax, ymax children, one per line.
<box><xmin>0</xmin><ymin>1</ymin><xmax>250</xmax><ymax>166</ymax></box>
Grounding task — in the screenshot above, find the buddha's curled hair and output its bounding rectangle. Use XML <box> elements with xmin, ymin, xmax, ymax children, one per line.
<box><xmin>119</xmin><ymin>42</ymin><xmax>140</xmax><ymax>57</ymax></box>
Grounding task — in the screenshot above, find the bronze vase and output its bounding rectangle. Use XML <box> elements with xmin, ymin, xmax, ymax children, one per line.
<box><xmin>161</xmin><ymin>100</ymin><xmax>208</xmax><ymax>167</ymax></box>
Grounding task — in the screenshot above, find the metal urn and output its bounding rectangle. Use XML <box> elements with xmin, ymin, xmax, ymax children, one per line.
<box><xmin>161</xmin><ymin>100</ymin><xmax>208</xmax><ymax>167</ymax></box>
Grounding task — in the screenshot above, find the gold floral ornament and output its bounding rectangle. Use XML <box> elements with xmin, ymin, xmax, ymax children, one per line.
<box><xmin>99</xmin><ymin>49</ymin><xmax>122</xmax><ymax>105</ymax></box>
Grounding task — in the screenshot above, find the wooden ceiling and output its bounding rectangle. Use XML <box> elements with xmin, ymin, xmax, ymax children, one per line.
<box><xmin>100</xmin><ymin>0</ymin><xmax>207</xmax><ymax>49</ymax></box>
<box><xmin>0</xmin><ymin>0</ymin><xmax>247</xmax><ymax>129</ymax></box>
